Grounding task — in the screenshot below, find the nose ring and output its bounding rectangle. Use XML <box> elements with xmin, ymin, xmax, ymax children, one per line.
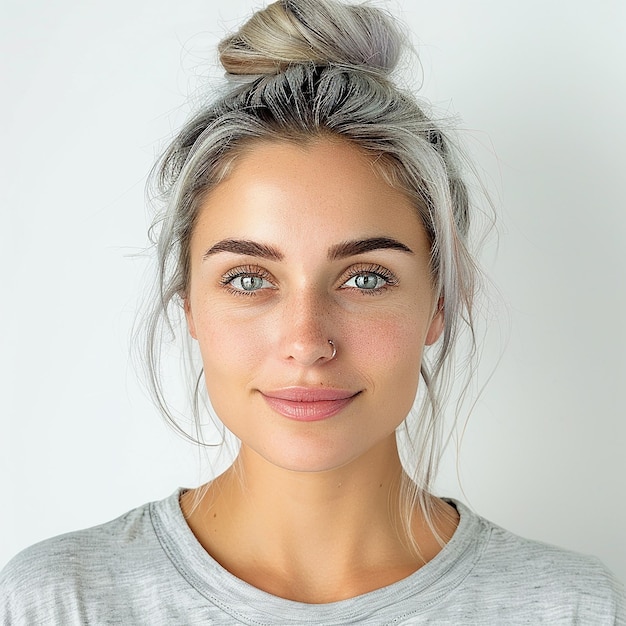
<box><xmin>328</xmin><ymin>340</ymin><xmax>337</xmax><ymax>360</ymax></box>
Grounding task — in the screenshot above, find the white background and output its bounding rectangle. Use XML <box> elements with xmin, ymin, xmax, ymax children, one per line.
<box><xmin>1</xmin><ymin>0</ymin><xmax>624</xmax><ymax>584</ymax></box>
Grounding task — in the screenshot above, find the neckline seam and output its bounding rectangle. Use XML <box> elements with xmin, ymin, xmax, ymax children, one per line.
<box><xmin>148</xmin><ymin>489</ymin><xmax>490</xmax><ymax>622</ymax></box>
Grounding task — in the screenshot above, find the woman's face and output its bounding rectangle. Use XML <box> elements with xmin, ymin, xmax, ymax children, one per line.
<box><xmin>185</xmin><ymin>138</ymin><xmax>443</xmax><ymax>473</ymax></box>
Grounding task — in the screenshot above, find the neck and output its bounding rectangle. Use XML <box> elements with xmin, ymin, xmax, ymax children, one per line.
<box><xmin>181</xmin><ymin>435</ymin><xmax>458</xmax><ymax>603</ymax></box>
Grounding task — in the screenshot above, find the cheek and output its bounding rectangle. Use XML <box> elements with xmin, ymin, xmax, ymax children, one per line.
<box><xmin>188</xmin><ymin>302</ymin><xmax>276</xmax><ymax>450</ymax></box>
<box><xmin>193</xmin><ymin>319</ymin><xmax>264</xmax><ymax>428</ymax></box>
<box><xmin>194</xmin><ymin>309</ymin><xmax>268</xmax><ymax>380</ymax></box>
<box><xmin>345</xmin><ymin>311</ymin><xmax>426</xmax><ymax>392</ymax></box>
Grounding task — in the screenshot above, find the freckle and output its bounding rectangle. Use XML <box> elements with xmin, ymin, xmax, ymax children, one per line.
<box><xmin>213</xmin><ymin>513</ymin><xmax>217</xmax><ymax>518</ymax></box>
<box><xmin>379</xmin><ymin>483</ymin><xmax>383</xmax><ymax>488</ymax></box>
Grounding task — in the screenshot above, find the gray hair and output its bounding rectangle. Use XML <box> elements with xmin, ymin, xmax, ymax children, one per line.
<box><xmin>140</xmin><ymin>0</ymin><xmax>481</xmax><ymax>554</ymax></box>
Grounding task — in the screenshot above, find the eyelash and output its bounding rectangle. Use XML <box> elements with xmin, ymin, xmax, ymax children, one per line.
<box><xmin>219</xmin><ymin>265</ymin><xmax>276</xmax><ymax>297</ymax></box>
<box><xmin>218</xmin><ymin>263</ymin><xmax>399</xmax><ymax>296</ymax></box>
<box><xmin>340</xmin><ymin>263</ymin><xmax>399</xmax><ymax>295</ymax></box>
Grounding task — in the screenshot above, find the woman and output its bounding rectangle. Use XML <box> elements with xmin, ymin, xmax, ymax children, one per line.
<box><xmin>1</xmin><ymin>0</ymin><xmax>624</xmax><ymax>622</ymax></box>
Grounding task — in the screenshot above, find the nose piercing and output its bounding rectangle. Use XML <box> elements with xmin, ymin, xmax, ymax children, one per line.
<box><xmin>328</xmin><ymin>340</ymin><xmax>337</xmax><ymax>360</ymax></box>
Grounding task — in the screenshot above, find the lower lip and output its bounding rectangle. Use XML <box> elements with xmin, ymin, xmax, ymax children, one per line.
<box><xmin>261</xmin><ymin>395</ymin><xmax>356</xmax><ymax>422</ymax></box>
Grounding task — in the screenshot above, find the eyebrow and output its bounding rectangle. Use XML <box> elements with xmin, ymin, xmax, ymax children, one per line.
<box><xmin>203</xmin><ymin>239</ymin><xmax>284</xmax><ymax>261</ymax></box>
<box><xmin>328</xmin><ymin>237</ymin><xmax>414</xmax><ymax>260</ymax></box>
<box><xmin>202</xmin><ymin>236</ymin><xmax>413</xmax><ymax>261</ymax></box>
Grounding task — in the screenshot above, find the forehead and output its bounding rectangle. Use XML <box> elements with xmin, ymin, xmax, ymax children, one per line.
<box><xmin>191</xmin><ymin>137</ymin><xmax>429</xmax><ymax>255</ymax></box>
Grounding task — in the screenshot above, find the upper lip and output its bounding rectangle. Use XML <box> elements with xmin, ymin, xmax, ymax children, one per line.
<box><xmin>260</xmin><ymin>387</ymin><xmax>359</xmax><ymax>402</ymax></box>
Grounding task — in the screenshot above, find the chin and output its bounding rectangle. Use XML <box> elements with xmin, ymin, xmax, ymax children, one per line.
<box><xmin>241</xmin><ymin>426</ymin><xmax>400</xmax><ymax>475</ymax></box>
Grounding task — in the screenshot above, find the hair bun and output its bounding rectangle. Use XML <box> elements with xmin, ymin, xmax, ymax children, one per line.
<box><xmin>218</xmin><ymin>0</ymin><xmax>404</xmax><ymax>76</ymax></box>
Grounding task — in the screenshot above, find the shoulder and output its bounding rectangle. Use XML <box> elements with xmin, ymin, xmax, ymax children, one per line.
<box><xmin>2</xmin><ymin>497</ymin><xmax>156</xmax><ymax>578</ymax></box>
<box><xmin>0</xmin><ymin>497</ymin><xmax>172</xmax><ymax>623</ymax></box>
<box><xmin>484</xmin><ymin>518</ymin><xmax>618</xmax><ymax>586</ymax></box>
<box><xmin>455</xmin><ymin>503</ymin><xmax>625</xmax><ymax>622</ymax></box>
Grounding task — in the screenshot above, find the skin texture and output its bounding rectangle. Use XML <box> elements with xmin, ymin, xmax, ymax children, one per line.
<box><xmin>181</xmin><ymin>137</ymin><xmax>458</xmax><ymax>603</ymax></box>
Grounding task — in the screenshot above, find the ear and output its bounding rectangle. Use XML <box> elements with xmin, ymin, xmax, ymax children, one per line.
<box><xmin>425</xmin><ymin>297</ymin><xmax>444</xmax><ymax>346</ymax></box>
<box><xmin>183</xmin><ymin>297</ymin><xmax>198</xmax><ymax>340</ymax></box>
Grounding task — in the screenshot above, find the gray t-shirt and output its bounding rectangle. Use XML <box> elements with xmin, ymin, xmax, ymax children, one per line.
<box><xmin>1</xmin><ymin>490</ymin><xmax>624</xmax><ymax>624</ymax></box>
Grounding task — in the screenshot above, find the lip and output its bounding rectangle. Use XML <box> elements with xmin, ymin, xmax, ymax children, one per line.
<box><xmin>260</xmin><ymin>387</ymin><xmax>359</xmax><ymax>422</ymax></box>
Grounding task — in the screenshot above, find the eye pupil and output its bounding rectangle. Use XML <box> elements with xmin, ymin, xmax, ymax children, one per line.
<box><xmin>355</xmin><ymin>273</ymin><xmax>379</xmax><ymax>289</ymax></box>
<box><xmin>240</xmin><ymin>276</ymin><xmax>263</xmax><ymax>291</ymax></box>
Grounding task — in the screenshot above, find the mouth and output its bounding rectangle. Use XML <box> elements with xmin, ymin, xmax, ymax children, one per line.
<box><xmin>260</xmin><ymin>387</ymin><xmax>360</xmax><ymax>422</ymax></box>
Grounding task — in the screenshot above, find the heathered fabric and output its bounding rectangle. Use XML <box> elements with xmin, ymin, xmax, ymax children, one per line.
<box><xmin>1</xmin><ymin>490</ymin><xmax>624</xmax><ymax>625</ymax></box>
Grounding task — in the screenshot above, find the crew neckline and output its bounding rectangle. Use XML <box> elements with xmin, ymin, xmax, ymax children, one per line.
<box><xmin>150</xmin><ymin>489</ymin><xmax>490</xmax><ymax>624</ymax></box>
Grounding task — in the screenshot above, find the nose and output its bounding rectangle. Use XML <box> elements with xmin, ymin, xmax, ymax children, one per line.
<box><xmin>278</xmin><ymin>289</ymin><xmax>335</xmax><ymax>366</ymax></box>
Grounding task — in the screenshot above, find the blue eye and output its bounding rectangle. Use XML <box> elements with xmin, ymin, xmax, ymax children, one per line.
<box><xmin>343</xmin><ymin>272</ymin><xmax>387</xmax><ymax>290</ymax></box>
<box><xmin>229</xmin><ymin>275</ymin><xmax>273</xmax><ymax>292</ymax></box>
<box><xmin>220</xmin><ymin>265</ymin><xmax>277</xmax><ymax>296</ymax></box>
